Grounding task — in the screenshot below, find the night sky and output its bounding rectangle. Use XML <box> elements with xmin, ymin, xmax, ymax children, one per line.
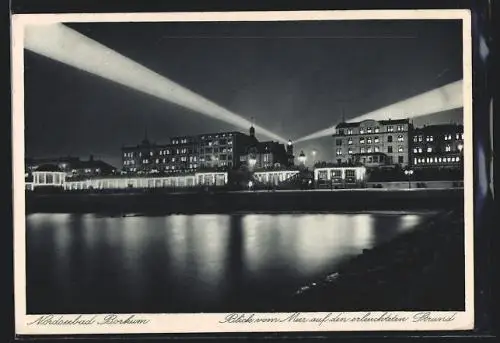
<box><xmin>24</xmin><ymin>19</ymin><xmax>464</xmax><ymax>168</ymax></box>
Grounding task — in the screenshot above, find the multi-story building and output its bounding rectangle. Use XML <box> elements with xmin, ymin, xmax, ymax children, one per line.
<box><xmin>332</xmin><ymin>119</ymin><xmax>412</xmax><ymax>167</ymax></box>
<box><xmin>411</xmin><ymin>124</ymin><xmax>464</xmax><ymax>168</ymax></box>
<box><xmin>121</xmin><ymin>127</ymin><xmax>259</xmax><ymax>174</ymax></box>
<box><xmin>197</xmin><ymin>130</ymin><xmax>256</xmax><ymax>169</ymax></box>
<box><xmin>239</xmin><ymin>140</ymin><xmax>291</xmax><ymax>169</ymax></box>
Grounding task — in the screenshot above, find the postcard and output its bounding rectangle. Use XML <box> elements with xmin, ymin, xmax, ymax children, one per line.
<box><xmin>12</xmin><ymin>9</ymin><xmax>474</xmax><ymax>335</ymax></box>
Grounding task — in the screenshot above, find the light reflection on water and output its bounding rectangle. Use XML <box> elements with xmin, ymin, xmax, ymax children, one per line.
<box><xmin>26</xmin><ymin>212</ymin><xmax>433</xmax><ymax>313</ymax></box>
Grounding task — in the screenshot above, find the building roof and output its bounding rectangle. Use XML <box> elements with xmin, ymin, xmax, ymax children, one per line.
<box><xmin>336</xmin><ymin>118</ymin><xmax>410</xmax><ymax>129</ymax></box>
<box><xmin>378</xmin><ymin>119</ymin><xmax>410</xmax><ymax>125</ymax></box>
<box><xmin>336</xmin><ymin>122</ymin><xmax>360</xmax><ymax>128</ymax></box>
<box><xmin>71</xmin><ymin>159</ymin><xmax>116</xmax><ymax>171</ymax></box>
<box><xmin>413</xmin><ymin>123</ymin><xmax>464</xmax><ymax>133</ymax></box>
<box><xmin>35</xmin><ymin>164</ymin><xmax>62</xmax><ymax>172</ymax></box>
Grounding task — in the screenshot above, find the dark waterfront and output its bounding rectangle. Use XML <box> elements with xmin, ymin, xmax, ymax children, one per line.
<box><xmin>26</xmin><ymin>211</ymin><xmax>436</xmax><ymax>314</ymax></box>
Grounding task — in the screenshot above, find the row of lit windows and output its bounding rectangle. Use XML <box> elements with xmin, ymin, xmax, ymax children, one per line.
<box><xmin>413</xmin><ymin>135</ymin><xmax>434</xmax><ymax>142</ymax></box>
<box><xmin>413</xmin><ymin>145</ymin><xmax>455</xmax><ymax>153</ymax></box>
<box><xmin>340</xmin><ymin>134</ymin><xmax>405</xmax><ymax>146</ymax></box>
<box><xmin>203</xmin><ymin>147</ymin><xmax>233</xmax><ymax>153</ymax></box>
<box><xmin>171</xmin><ymin>138</ymin><xmax>188</xmax><ymax>144</ymax></box>
<box><xmin>414</xmin><ymin>156</ymin><xmax>460</xmax><ymax>164</ymax></box>
<box><xmin>138</xmin><ymin>156</ymin><xmax>199</xmax><ymax>164</ymax></box>
<box><xmin>445</xmin><ymin>133</ymin><xmax>464</xmax><ymax>140</ymax></box>
<box><xmin>344</xmin><ymin>125</ymin><xmax>405</xmax><ymax>135</ymax></box>
<box><xmin>204</xmin><ymin>140</ymin><xmax>233</xmax><ymax>147</ymax></box>
<box><xmin>337</xmin><ymin>145</ymin><xmax>404</xmax><ymax>155</ymax></box>
<box><xmin>413</xmin><ymin>133</ymin><xmax>463</xmax><ymax>142</ymax></box>
<box><xmin>201</xmin><ymin>133</ymin><xmax>233</xmax><ymax>140</ymax></box>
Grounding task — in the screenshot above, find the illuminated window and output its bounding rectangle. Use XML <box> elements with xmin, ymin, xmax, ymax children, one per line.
<box><xmin>418</xmin><ymin>135</ymin><xmax>423</xmax><ymax>142</ymax></box>
<box><xmin>360</xmin><ymin>147</ymin><xmax>366</xmax><ymax>153</ymax></box>
<box><xmin>426</xmin><ymin>136</ymin><xmax>434</xmax><ymax>142</ymax></box>
<box><xmin>414</xmin><ymin>158</ymin><xmax>418</xmax><ymax>164</ymax></box>
<box><xmin>367</xmin><ymin>127</ymin><xmax>372</xmax><ymax>133</ymax></box>
<box><xmin>397</xmin><ymin>125</ymin><xmax>403</xmax><ymax>131</ymax></box>
<box><xmin>413</xmin><ymin>148</ymin><xmax>418</xmax><ymax>153</ymax></box>
<box><xmin>418</xmin><ymin>147</ymin><xmax>423</xmax><ymax>153</ymax></box>
<box><xmin>150</xmin><ymin>152</ymin><xmax>153</xmax><ymax>156</ymax></box>
<box><xmin>413</xmin><ymin>136</ymin><xmax>418</xmax><ymax>143</ymax></box>
<box><xmin>427</xmin><ymin>147</ymin><xmax>432</xmax><ymax>153</ymax></box>
<box><xmin>346</xmin><ymin>129</ymin><xmax>353</xmax><ymax>135</ymax></box>
<box><xmin>461</xmin><ymin>133</ymin><xmax>464</xmax><ymax>139</ymax></box>
<box><xmin>374</xmin><ymin>127</ymin><xmax>380</xmax><ymax>133</ymax></box>
<box><xmin>171</xmin><ymin>157</ymin><xmax>175</xmax><ymax>162</ymax></box>
<box><xmin>360</xmin><ymin>128</ymin><xmax>365</xmax><ymax>134</ymax></box>
<box><xmin>360</xmin><ymin>137</ymin><xmax>365</xmax><ymax>144</ymax></box>
<box><xmin>457</xmin><ymin>156</ymin><xmax>461</xmax><ymax>162</ymax></box>
<box><xmin>398</xmin><ymin>146</ymin><xmax>404</xmax><ymax>152</ymax></box>
<box><xmin>348</xmin><ymin>138</ymin><xmax>353</xmax><ymax>145</ymax></box>
<box><xmin>348</xmin><ymin>148</ymin><xmax>353</xmax><ymax>154</ymax></box>
<box><xmin>155</xmin><ymin>159</ymin><xmax>159</xmax><ymax>164</ymax></box>
<box><xmin>444</xmin><ymin>134</ymin><xmax>452</xmax><ymax>141</ymax></box>
<box><xmin>367</xmin><ymin>137</ymin><xmax>372</xmax><ymax>144</ymax></box>
<box><xmin>336</xmin><ymin>149</ymin><xmax>342</xmax><ymax>156</ymax></box>
<box><xmin>438</xmin><ymin>157</ymin><xmax>442</xmax><ymax>162</ymax></box>
<box><xmin>374</xmin><ymin>146</ymin><xmax>380</xmax><ymax>152</ymax></box>
<box><xmin>374</xmin><ymin>137</ymin><xmax>379</xmax><ymax>143</ymax></box>
<box><xmin>367</xmin><ymin>147</ymin><xmax>373</xmax><ymax>153</ymax></box>
<box><xmin>456</xmin><ymin>133</ymin><xmax>460</xmax><ymax>140</ymax></box>
<box><xmin>445</xmin><ymin>145</ymin><xmax>451</xmax><ymax>152</ymax></box>
<box><xmin>397</xmin><ymin>135</ymin><xmax>404</xmax><ymax>142</ymax></box>
<box><xmin>387</xmin><ymin>126</ymin><xmax>394</xmax><ymax>132</ymax></box>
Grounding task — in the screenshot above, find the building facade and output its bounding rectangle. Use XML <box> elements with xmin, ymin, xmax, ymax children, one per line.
<box><xmin>333</xmin><ymin>119</ymin><xmax>412</xmax><ymax>167</ymax></box>
<box><xmin>239</xmin><ymin>140</ymin><xmax>292</xmax><ymax>170</ymax></box>
<box><xmin>411</xmin><ymin>124</ymin><xmax>464</xmax><ymax>168</ymax></box>
<box><xmin>121</xmin><ymin>127</ymin><xmax>260</xmax><ymax>174</ymax></box>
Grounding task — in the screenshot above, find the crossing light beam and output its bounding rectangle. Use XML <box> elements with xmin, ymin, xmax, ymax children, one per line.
<box><xmin>24</xmin><ymin>23</ymin><xmax>287</xmax><ymax>142</ymax></box>
<box><xmin>294</xmin><ymin>79</ymin><xmax>463</xmax><ymax>143</ymax></box>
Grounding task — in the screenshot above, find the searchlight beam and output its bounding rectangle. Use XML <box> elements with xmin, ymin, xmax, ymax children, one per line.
<box><xmin>24</xmin><ymin>23</ymin><xmax>287</xmax><ymax>142</ymax></box>
<box><xmin>294</xmin><ymin>79</ymin><xmax>463</xmax><ymax>143</ymax></box>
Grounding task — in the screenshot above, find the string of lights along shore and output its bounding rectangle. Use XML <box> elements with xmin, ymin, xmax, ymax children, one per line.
<box><xmin>25</xmin><ymin>23</ymin><xmax>463</xmax><ymax>145</ymax></box>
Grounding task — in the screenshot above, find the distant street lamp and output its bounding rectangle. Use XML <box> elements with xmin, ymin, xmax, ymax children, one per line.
<box><xmin>404</xmin><ymin>169</ymin><xmax>414</xmax><ymax>189</ymax></box>
<box><xmin>298</xmin><ymin>150</ymin><xmax>306</xmax><ymax>165</ymax></box>
<box><xmin>248</xmin><ymin>155</ymin><xmax>257</xmax><ymax>169</ymax></box>
<box><xmin>248</xmin><ymin>180</ymin><xmax>253</xmax><ymax>191</ymax></box>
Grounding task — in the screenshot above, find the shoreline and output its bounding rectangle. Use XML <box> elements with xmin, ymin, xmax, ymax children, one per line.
<box><xmin>26</xmin><ymin>188</ymin><xmax>463</xmax><ymax>214</ymax></box>
<box><xmin>279</xmin><ymin>209</ymin><xmax>465</xmax><ymax>311</ymax></box>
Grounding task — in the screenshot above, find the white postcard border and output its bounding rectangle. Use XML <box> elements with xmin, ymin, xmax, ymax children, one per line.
<box><xmin>12</xmin><ymin>9</ymin><xmax>474</xmax><ymax>335</ymax></box>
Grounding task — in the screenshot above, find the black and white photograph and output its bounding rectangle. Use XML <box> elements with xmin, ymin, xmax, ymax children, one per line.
<box><xmin>12</xmin><ymin>10</ymin><xmax>474</xmax><ymax>334</ymax></box>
